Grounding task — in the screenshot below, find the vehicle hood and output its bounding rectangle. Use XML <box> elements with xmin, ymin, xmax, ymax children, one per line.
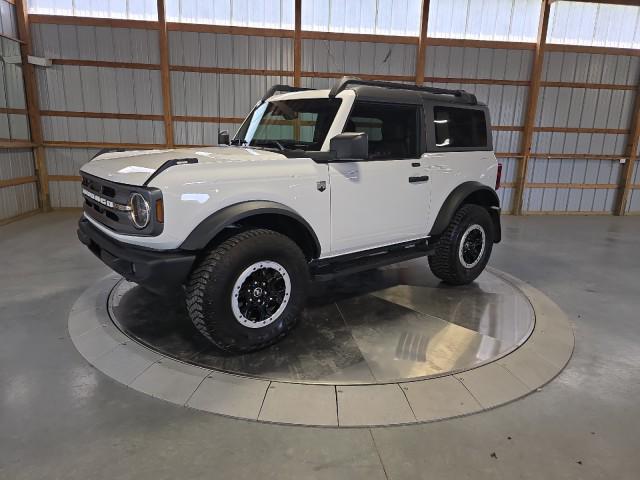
<box><xmin>80</xmin><ymin>146</ymin><xmax>290</xmax><ymax>186</ymax></box>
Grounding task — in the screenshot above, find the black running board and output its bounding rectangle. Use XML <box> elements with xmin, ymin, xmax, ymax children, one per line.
<box><xmin>310</xmin><ymin>239</ymin><xmax>434</xmax><ymax>281</ymax></box>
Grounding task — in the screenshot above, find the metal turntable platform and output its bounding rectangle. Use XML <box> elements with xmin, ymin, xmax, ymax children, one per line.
<box><xmin>69</xmin><ymin>261</ymin><xmax>573</xmax><ymax>427</ymax></box>
<box><xmin>110</xmin><ymin>262</ymin><xmax>535</xmax><ymax>384</ymax></box>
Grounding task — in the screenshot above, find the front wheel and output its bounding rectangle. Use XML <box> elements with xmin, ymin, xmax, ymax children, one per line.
<box><xmin>185</xmin><ymin>229</ymin><xmax>310</xmax><ymax>353</ymax></box>
<box><xmin>428</xmin><ymin>204</ymin><xmax>494</xmax><ymax>285</ymax></box>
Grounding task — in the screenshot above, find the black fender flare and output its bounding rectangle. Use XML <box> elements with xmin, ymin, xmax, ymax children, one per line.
<box><xmin>180</xmin><ymin>200</ymin><xmax>322</xmax><ymax>255</ymax></box>
<box><xmin>429</xmin><ymin>182</ymin><xmax>501</xmax><ymax>243</ymax></box>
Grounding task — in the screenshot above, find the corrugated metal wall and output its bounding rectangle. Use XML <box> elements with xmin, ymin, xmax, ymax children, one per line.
<box><xmin>170</xmin><ymin>30</ymin><xmax>293</xmax><ymax>145</ymax></box>
<box><xmin>524</xmin><ymin>52</ymin><xmax>638</xmax><ymax>213</ymax></box>
<box><xmin>0</xmin><ymin>0</ymin><xmax>39</xmax><ymax>222</ymax></box>
<box><xmin>0</xmin><ymin>148</ymin><xmax>39</xmax><ymax>220</ymax></box>
<box><xmin>0</xmin><ymin>38</ymin><xmax>29</xmax><ymax>141</ymax></box>
<box><xmin>0</xmin><ymin>0</ymin><xmax>17</xmax><ymax>39</ymax></box>
<box><xmin>15</xmin><ymin>1</ymin><xmax>640</xmax><ymax>215</ymax></box>
<box><xmin>47</xmin><ymin>147</ymin><xmax>98</xmax><ymax>208</ymax></box>
<box><xmin>30</xmin><ymin>23</ymin><xmax>164</xmax><ymax>207</ymax></box>
<box><xmin>626</xmin><ymin>161</ymin><xmax>640</xmax><ymax>213</ymax></box>
<box><xmin>302</xmin><ymin>40</ymin><xmax>416</xmax><ymax>77</ymax></box>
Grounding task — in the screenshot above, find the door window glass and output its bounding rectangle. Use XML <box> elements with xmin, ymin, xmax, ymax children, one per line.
<box><xmin>343</xmin><ymin>102</ymin><xmax>419</xmax><ymax>159</ymax></box>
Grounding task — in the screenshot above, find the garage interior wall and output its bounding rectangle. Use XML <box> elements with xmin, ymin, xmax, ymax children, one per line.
<box><xmin>0</xmin><ymin>0</ymin><xmax>39</xmax><ymax>222</ymax></box>
<box><xmin>2</xmin><ymin>0</ymin><xmax>640</xmax><ymax>220</ymax></box>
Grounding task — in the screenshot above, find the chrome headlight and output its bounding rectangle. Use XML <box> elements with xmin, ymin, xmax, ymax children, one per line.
<box><xmin>129</xmin><ymin>193</ymin><xmax>150</xmax><ymax>229</ymax></box>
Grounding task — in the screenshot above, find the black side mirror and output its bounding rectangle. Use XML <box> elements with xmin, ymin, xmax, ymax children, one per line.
<box><xmin>218</xmin><ymin>130</ymin><xmax>230</xmax><ymax>145</ymax></box>
<box><xmin>330</xmin><ymin>132</ymin><xmax>368</xmax><ymax>160</ymax></box>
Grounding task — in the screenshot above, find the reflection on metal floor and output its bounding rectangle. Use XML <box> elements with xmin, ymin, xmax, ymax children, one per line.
<box><xmin>110</xmin><ymin>259</ymin><xmax>535</xmax><ymax>385</ymax></box>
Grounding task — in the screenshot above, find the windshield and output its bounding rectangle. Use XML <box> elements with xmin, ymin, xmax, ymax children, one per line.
<box><xmin>234</xmin><ymin>98</ymin><xmax>342</xmax><ymax>151</ymax></box>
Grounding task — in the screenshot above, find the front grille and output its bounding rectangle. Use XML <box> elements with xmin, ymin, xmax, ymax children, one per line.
<box><xmin>81</xmin><ymin>173</ymin><xmax>163</xmax><ymax>236</ymax></box>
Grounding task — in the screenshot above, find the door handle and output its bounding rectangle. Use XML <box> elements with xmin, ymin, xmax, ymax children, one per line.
<box><xmin>408</xmin><ymin>175</ymin><xmax>429</xmax><ymax>183</ymax></box>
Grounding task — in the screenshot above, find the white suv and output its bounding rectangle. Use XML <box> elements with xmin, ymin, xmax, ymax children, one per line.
<box><xmin>78</xmin><ymin>77</ymin><xmax>502</xmax><ymax>353</ymax></box>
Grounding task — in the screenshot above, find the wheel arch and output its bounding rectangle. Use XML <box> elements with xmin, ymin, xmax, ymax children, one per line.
<box><xmin>430</xmin><ymin>182</ymin><xmax>501</xmax><ymax>243</ymax></box>
<box><xmin>180</xmin><ymin>201</ymin><xmax>322</xmax><ymax>259</ymax></box>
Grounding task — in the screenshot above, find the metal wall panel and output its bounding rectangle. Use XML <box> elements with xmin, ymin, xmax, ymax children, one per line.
<box><xmin>171</xmin><ymin>72</ymin><xmax>292</xmax><ymax>118</ymax></box>
<box><xmin>524</xmin><ymin>185</ymin><xmax>618</xmax><ymax>213</ymax></box>
<box><xmin>41</xmin><ymin>116</ymin><xmax>164</xmax><ymax>145</ymax></box>
<box><xmin>36</xmin><ymin>65</ymin><xmax>163</xmax><ymax>115</ymax></box>
<box><xmin>169</xmin><ymin>31</ymin><xmax>293</xmax><ymax>71</ymax></box>
<box><xmin>173</xmin><ymin>121</ymin><xmax>240</xmax><ymax>146</ymax></box>
<box><xmin>0</xmin><ymin>14</ymin><xmax>39</xmax><ymax>220</ymax></box>
<box><xmin>31</xmin><ymin>25</ymin><xmax>160</xmax><ymax>64</ymax></box>
<box><xmin>0</xmin><ymin>148</ymin><xmax>35</xmax><ymax>180</ymax></box>
<box><xmin>172</xmin><ymin>73</ymin><xmax>293</xmax><ymax>144</ymax></box>
<box><xmin>300</xmin><ymin>77</ymin><xmax>335</xmax><ymax>90</ymax></box>
<box><xmin>543</xmin><ymin>51</ymin><xmax>639</xmax><ymax>86</ymax></box>
<box><xmin>425</xmin><ymin>46</ymin><xmax>533</xmax><ymax>82</ymax></box>
<box><xmin>0</xmin><ymin>0</ymin><xmax>17</xmax><ymax>39</ymax></box>
<box><xmin>627</xmin><ymin>189</ymin><xmax>640</xmax><ymax>213</ymax></box>
<box><xmin>523</xmin><ymin>49</ymin><xmax>638</xmax><ymax>213</ymax></box>
<box><xmin>0</xmin><ymin>40</ymin><xmax>30</xmax><ymax>141</ymax></box>
<box><xmin>1</xmin><ymin>38</ymin><xmax>26</xmax><ymax>110</ymax></box>
<box><xmin>303</xmin><ymin>40</ymin><xmax>416</xmax><ymax>77</ymax></box>
<box><xmin>302</xmin><ymin>0</ymin><xmax>421</xmax><ymax>36</ymax></box>
<box><xmin>46</xmin><ymin>147</ymin><xmax>100</xmax><ymax>208</ymax></box>
<box><xmin>0</xmin><ymin>149</ymin><xmax>38</xmax><ymax>220</ymax></box>
<box><xmin>0</xmin><ymin>183</ymin><xmax>38</xmax><ymax>219</ymax></box>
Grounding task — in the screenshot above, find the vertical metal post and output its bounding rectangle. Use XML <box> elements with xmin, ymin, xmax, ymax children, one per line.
<box><xmin>513</xmin><ymin>0</ymin><xmax>551</xmax><ymax>215</ymax></box>
<box><xmin>15</xmin><ymin>0</ymin><xmax>50</xmax><ymax>211</ymax></box>
<box><xmin>615</xmin><ymin>82</ymin><xmax>640</xmax><ymax>215</ymax></box>
<box><xmin>157</xmin><ymin>0</ymin><xmax>174</xmax><ymax>147</ymax></box>
<box><xmin>293</xmin><ymin>0</ymin><xmax>302</xmax><ymax>87</ymax></box>
<box><xmin>415</xmin><ymin>0</ymin><xmax>430</xmax><ymax>85</ymax></box>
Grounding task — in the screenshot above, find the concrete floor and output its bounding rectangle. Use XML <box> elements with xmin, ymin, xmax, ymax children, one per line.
<box><xmin>1</xmin><ymin>211</ymin><xmax>639</xmax><ymax>480</ymax></box>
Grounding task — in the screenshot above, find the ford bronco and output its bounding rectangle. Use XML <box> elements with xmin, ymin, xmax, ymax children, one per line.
<box><xmin>77</xmin><ymin>77</ymin><xmax>502</xmax><ymax>353</ymax></box>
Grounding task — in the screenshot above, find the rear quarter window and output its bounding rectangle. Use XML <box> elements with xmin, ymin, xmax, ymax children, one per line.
<box><xmin>432</xmin><ymin>106</ymin><xmax>488</xmax><ymax>150</ymax></box>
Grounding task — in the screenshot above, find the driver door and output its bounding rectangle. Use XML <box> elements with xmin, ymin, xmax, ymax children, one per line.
<box><xmin>328</xmin><ymin>101</ymin><xmax>431</xmax><ymax>256</ymax></box>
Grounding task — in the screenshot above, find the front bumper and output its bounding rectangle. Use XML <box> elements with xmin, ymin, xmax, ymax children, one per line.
<box><xmin>77</xmin><ymin>217</ymin><xmax>196</xmax><ymax>294</ymax></box>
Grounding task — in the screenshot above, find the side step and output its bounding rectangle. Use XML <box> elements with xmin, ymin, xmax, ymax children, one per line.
<box><xmin>310</xmin><ymin>240</ymin><xmax>434</xmax><ymax>281</ymax></box>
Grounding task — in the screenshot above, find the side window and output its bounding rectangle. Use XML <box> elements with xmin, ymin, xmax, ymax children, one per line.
<box><xmin>343</xmin><ymin>102</ymin><xmax>419</xmax><ymax>159</ymax></box>
<box><xmin>433</xmin><ymin>106</ymin><xmax>487</xmax><ymax>149</ymax></box>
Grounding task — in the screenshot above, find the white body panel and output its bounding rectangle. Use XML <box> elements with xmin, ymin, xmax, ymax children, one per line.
<box><xmin>80</xmin><ymin>88</ymin><xmax>499</xmax><ymax>258</ymax></box>
<box><xmin>328</xmin><ymin>158</ymin><xmax>431</xmax><ymax>256</ymax></box>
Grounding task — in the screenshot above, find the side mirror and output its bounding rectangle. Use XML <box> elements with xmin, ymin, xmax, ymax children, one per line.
<box><xmin>218</xmin><ymin>130</ymin><xmax>230</xmax><ymax>145</ymax></box>
<box><xmin>330</xmin><ymin>132</ymin><xmax>368</xmax><ymax>160</ymax></box>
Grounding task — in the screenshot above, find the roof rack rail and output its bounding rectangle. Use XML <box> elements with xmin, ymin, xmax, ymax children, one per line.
<box><xmin>328</xmin><ymin>76</ymin><xmax>477</xmax><ymax>105</ymax></box>
<box><xmin>261</xmin><ymin>85</ymin><xmax>313</xmax><ymax>102</ymax></box>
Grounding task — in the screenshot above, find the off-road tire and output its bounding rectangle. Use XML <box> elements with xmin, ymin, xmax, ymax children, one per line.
<box><xmin>428</xmin><ymin>204</ymin><xmax>494</xmax><ymax>285</ymax></box>
<box><xmin>185</xmin><ymin>229</ymin><xmax>310</xmax><ymax>353</ymax></box>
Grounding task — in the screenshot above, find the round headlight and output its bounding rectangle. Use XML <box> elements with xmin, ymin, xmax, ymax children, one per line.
<box><xmin>129</xmin><ymin>193</ymin><xmax>150</xmax><ymax>229</ymax></box>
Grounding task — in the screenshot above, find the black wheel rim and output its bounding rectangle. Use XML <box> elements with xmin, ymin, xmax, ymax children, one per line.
<box><xmin>459</xmin><ymin>224</ymin><xmax>486</xmax><ymax>269</ymax></box>
<box><xmin>231</xmin><ymin>261</ymin><xmax>291</xmax><ymax>328</ymax></box>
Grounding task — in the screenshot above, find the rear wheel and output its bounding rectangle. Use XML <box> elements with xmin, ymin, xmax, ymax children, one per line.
<box><xmin>428</xmin><ymin>204</ymin><xmax>494</xmax><ymax>285</ymax></box>
<box><xmin>185</xmin><ymin>229</ymin><xmax>309</xmax><ymax>353</ymax></box>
